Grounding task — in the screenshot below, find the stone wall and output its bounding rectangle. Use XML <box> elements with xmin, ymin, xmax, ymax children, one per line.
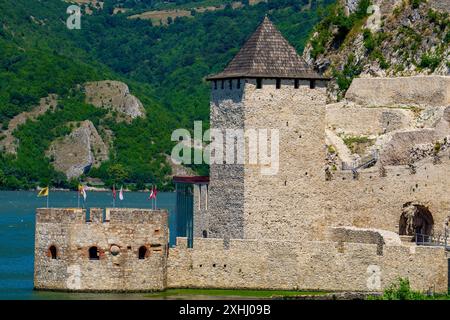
<box><xmin>207</xmin><ymin>79</ymin><xmax>245</xmax><ymax>240</ymax></box>
<box><xmin>326</xmin><ymin>103</ymin><xmax>414</xmax><ymax>136</ymax></box>
<box><xmin>34</xmin><ymin>208</ymin><xmax>168</xmax><ymax>292</ymax></box>
<box><xmin>345</xmin><ymin>76</ymin><xmax>450</xmax><ymax>107</ymax></box>
<box><xmin>321</xmin><ymin>156</ymin><xmax>450</xmax><ymax>240</ymax></box>
<box><xmin>243</xmin><ymin>79</ymin><xmax>327</xmax><ymax>241</ymax></box>
<box><xmin>167</xmin><ymin>236</ymin><xmax>448</xmax><ymax>292</ymax></box>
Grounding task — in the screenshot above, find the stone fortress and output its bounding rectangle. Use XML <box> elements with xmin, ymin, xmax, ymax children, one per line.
<box><xmin>35</xmin><ymin>17</ymin><xmax>450</xmax><ymax>293</ymax></box>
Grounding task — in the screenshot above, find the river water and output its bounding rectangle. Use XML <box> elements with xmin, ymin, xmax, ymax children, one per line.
<box><xmin>0</xmin><ymin>190</ymin><xmax>177</xmax><ymax>300</ymax></box>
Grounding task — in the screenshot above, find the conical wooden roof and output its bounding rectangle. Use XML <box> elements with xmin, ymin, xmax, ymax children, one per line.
<box><xmin>207</xmin><ymin>17</ymin><xmax>325</xmax><ymax>80</ymax></box>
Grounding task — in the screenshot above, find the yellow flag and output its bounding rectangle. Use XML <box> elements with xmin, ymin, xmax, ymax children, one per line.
<box><xmin>38</xmin><ymin>187</ymin><xmax>49</xmax><ymax>197</ymax></box>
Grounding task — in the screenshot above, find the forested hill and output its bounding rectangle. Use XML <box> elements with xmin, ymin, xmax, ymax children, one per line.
<box><xmin>0</xmin><ymin>0</ymin><xmax>334</xmax><ymax>191</ymax></box>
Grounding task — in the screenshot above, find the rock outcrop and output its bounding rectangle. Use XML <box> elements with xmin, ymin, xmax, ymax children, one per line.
<box><xmin>379</xmin><ymin>129</ymin><xmax>438</xmax><ymax>165</ymax></box>
<box><xmin>47</xmin><ymin>120</ymin><xmax>109</xmax><ymax>179</ymax></box>
<box><xmin>84</xmin><ymin>80</ymin><xmax>145</xmax><ymax>121</ymax></box>
<box><xmin>0</xmin><ymin>95</ymin><xmax>58</xmax><ymax>154</ymax></box>
<box><xmin>304</xmin><ymin>0</ymin><xmax>450</xmax><ymax>100</ymax></box>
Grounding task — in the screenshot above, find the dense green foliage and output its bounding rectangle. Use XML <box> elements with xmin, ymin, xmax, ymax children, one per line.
<box><xmin>310</xmin><ymin>0</ymin><xmax>371</xmax><ymax>59</ymax></box>
<box><xmin>369</xmin><ymin>278</ymin><xmax>450</xmax><ymax>300</ymax></box>
<box><xmin>0</xmin><ymin>0</ymin><xmax>334</xmax><ymax>190</ymax></box>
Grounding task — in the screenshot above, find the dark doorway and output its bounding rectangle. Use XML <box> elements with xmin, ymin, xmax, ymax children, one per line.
<box><xmin>89</xmin><ymin>246</ymin><xmax>99</xmax><ymax>260</ymax></box>
<box><xmin>399</xmin><ymin>202</ymin><xmax>434</xmax><ymax>240</ymax></box>
<box><xmin>48</xmin><ymin>246</ymin><xmax>57</xmax><ymax>259</ymax></box>
<box><xmin>138</xmin><ymin>246</ymin><xmax>147</xmax><ymax>259</ymax></box>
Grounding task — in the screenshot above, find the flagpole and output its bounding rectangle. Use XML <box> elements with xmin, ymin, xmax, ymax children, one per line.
<box><xmin>77</xmin><ymin>189</ymin><xmax>80</xmax><ymax>209</ymax></box>
<box><xmin>47</xmin><ymin>191</ymin><xmax>49</xmax><ymax>209</ymax></box>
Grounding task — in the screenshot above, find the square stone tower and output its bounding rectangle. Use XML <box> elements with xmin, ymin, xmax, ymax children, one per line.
<box><xmin>204</xmin><ymin>17</ymin><xmax>329</xmax><ymax>242</ymax></box>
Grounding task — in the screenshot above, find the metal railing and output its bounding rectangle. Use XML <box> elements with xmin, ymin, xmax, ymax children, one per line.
<box><xmin>342</xmin><ymin>150</ymin><xmax>379</xmax><ymax>171</ymax></box>
<box><xmin>415</xmin><ymin>231</ymin><xmax>449</xmax><ymax>249</ymax></box>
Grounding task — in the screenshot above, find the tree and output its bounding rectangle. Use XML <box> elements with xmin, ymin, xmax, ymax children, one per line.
<box><xmin>107</xmin><ymin>163</ymin><xmax>129</xmax><ymax>185</ymax></box>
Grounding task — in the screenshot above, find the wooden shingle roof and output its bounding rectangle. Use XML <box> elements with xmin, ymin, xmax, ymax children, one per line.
<box><xmin>206</xmin><ymin>17</ymin><xmax>327</xmax><ymax>81</ymax></box>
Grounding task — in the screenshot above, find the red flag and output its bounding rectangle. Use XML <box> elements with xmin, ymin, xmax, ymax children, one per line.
<box><xmin>112</xmin><ymin>185</ymin><xmax>116</xmax><ymax>200</ymax></box>
<box><xmin>148</xmin><ymin>187</ymin><xmax>154</xmax><ymax>200</ymax></box>
<box><xmin>149</xmin><ymin>185</ymin><xmax>157</xmax><ymax>199</ymax></box>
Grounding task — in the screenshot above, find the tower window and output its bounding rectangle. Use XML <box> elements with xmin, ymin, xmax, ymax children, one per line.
<box><xmin>202</xmin><ymin>230</ymin><xmax>208</xmax><ymax>238</ymax></box>
<box><xmin>138</xmin><ymin>246</ymin><xmax>148</xmax><ymax>259</ymax></box>
<box><xmin>294</xmin><ymin>79</ymin><xmax>300</xmax><ymax>89</ymax></box>
<box><xmin>88</xmin><ymin>246</ymin><xmax>99</xmax><ymax>260</ymax></box>
<box><xmin>221</xmin><ymin>80</ymin><xmax>224</xmax><ymax>90</ymax></box>
<box><xmin>276</xmin><ymin>79</ymin><xmax>281</xmax><ymax>89</ymax></box>
<box><xmin>256</xmin><ymin>78</ymin><xmax>263</xmax><ymax>89</ymax></box>
<box><xmin>310</xmin><ymin>80</ymin><xmax>316</xmax><ymax>89</ymax></box>
<box><xmin>237</xmin><ymin>79</ymin><xmax>241</xmax><ymax>89</ymax></box>
<box><xmin>48</xmin><ymin>245</ymin><xmax>57</xmax><ymax>259</ymax></box>
<box><xmin>214</xmin><ymin>80</ymin><xmax>217</xmax><ymax>90</ymax></box>
<box><xmin>229</xmin><ymin>79</ymin><xmax>232</xmax><ymax>90</ymax></box>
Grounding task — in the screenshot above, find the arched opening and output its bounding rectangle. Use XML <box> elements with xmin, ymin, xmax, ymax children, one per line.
<box><xmin>399</xmin><ymin>202</ymin><xmax>434</xmax><ymax>240</ymax></box>
<box><xmin>48</xmin><ymin>245</ymin><xmax>57</xmax><ymax>259</ymax></box>
<box><xmin>138</xmin><ymin>246</ymin><xmax>147</xmax><ymax>259</ymax></box>
<box><xmin>89</xmin><ymin>246</ymin><xmax>99</xmax><ymax>260</ymax></box>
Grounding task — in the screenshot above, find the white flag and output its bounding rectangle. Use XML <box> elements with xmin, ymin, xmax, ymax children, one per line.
<box><xmin>119</xmin><ymin>186</ymin><xmax>124</xmax><ymax>201</ymax></box>
<box><xmin>79</xmin><ymin>185</ymin><xmax>87</xmax><ymax>201</ymax></box>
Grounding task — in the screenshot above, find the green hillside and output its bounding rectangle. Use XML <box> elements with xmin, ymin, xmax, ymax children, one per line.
<box><xmin>0</xmin><ymin>0</ymin><xmax>334</xmax><ymax>191</ymax></box>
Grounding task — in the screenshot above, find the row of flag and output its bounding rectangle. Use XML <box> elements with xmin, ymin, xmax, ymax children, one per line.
<box><xmin>37</xmin><ymin>185</ymin><xmax>158</xmax><ymax>209</ymax></box>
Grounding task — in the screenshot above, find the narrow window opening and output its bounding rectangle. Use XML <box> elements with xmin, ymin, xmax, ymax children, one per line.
<box><xmin>294</xmin><ymin>79</ymin><xmax>300</xmax><ymax>89</ymax></box>
<box><xmin>89</xmin><ymin>246</ymin><xmax>99</xmax><ymax>260</ymax></box>
<box><xmin>237</xmin><ymin>79</ymin><xmax>241</xmax><ymax>89</ymax></box>
<box><xmin>202</xmin><ymin>230</ymin><xmax>208</xmax><ymax>238</ymax></box>
<box><xmin>138</xmin><ymin>246</ymin><xmax>148</xmax><ymax>259</ymax></box>
<box><xmin>229</xmin><ymin>79</ymin><xmax>232</xmax><ymax>90</ymax></box>
<box><xmin>48</xmin><ymin>245</ymin><xmax>57</xmax><ymax>259</ymax></box>
<box><xmin>221</xmin><ymin>80</ymin><xmax>224</xmax><ymax>90</ymax></box>
<box><xmin>214</xmin><ymin>80</ymin><xmax>217</xmax><ymax>90</ymax></box>
<box><xmin>310</xmin><ymin>80</ymin><xmax>316</xmax><ymax>89</ymax></box>
<box><xmin>256</xmin><ymin>78</ymin><xmax>263</xmax><ymax>89</ymax></box>
<box><xmin>276</xmin><ymin>79</ymin><xmax>281</xmax><ymax>89</ymax></box>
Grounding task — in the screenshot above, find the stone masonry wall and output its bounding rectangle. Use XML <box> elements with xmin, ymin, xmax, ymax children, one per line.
<box><xmin>34</xmin><ymin>208</ymin><xmax>168</xmax><ymax>292</ymax></box>
<box><xmin>167</xmin><ymin>237</ymin><xmax>448</xmax><ymax>292</ymax></box>
<box><xmin>208</xmin><ymin>79</ymin><xmax>245</xmax><ymax>240</ymax></box>
<box><xmin>320</xmin><ymin>156</ymin><xmax>450</xmax><ymax>240</ymax></box>
<box><xmin>345</xmin><ymin>76</ymin><xmax>450</xmax><ymax>107</ymax></box>
<box><xmin>243</xmin><ymin>79</ymin><xmax>328</xmax><ymax>241</ymax></box>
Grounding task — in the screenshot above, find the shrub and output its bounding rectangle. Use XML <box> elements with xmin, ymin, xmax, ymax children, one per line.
<box><xmin>419</xmin><ymin>54</ymin><xmax>441</xmax><ymax>71</ymax></box>
<box><xmin>377</xmin><ymin>278</ymin><xmax>427</xmax><ymax>300</ymax></box>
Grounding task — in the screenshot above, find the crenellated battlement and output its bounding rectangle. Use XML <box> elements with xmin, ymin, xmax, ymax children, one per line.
<box><xmin>36</xmin><ymin>208</ymin><xmax>167</xmax><ymax>225</ymax></box>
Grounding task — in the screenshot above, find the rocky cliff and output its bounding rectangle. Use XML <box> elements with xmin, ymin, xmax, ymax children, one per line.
<box><xmin>46</xmin><ymin>120</ymin><xmax>109</xmax><ymax>179</ymax></box>
<box><xmin>84</xmin><ymin>80</ymin><xmax>146</xmax><ymax>122</ymax></box>
<box><xmin>303</xmin><ymin>0</ymin><xmax>450</xmax><ymax>100</ymax></box>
